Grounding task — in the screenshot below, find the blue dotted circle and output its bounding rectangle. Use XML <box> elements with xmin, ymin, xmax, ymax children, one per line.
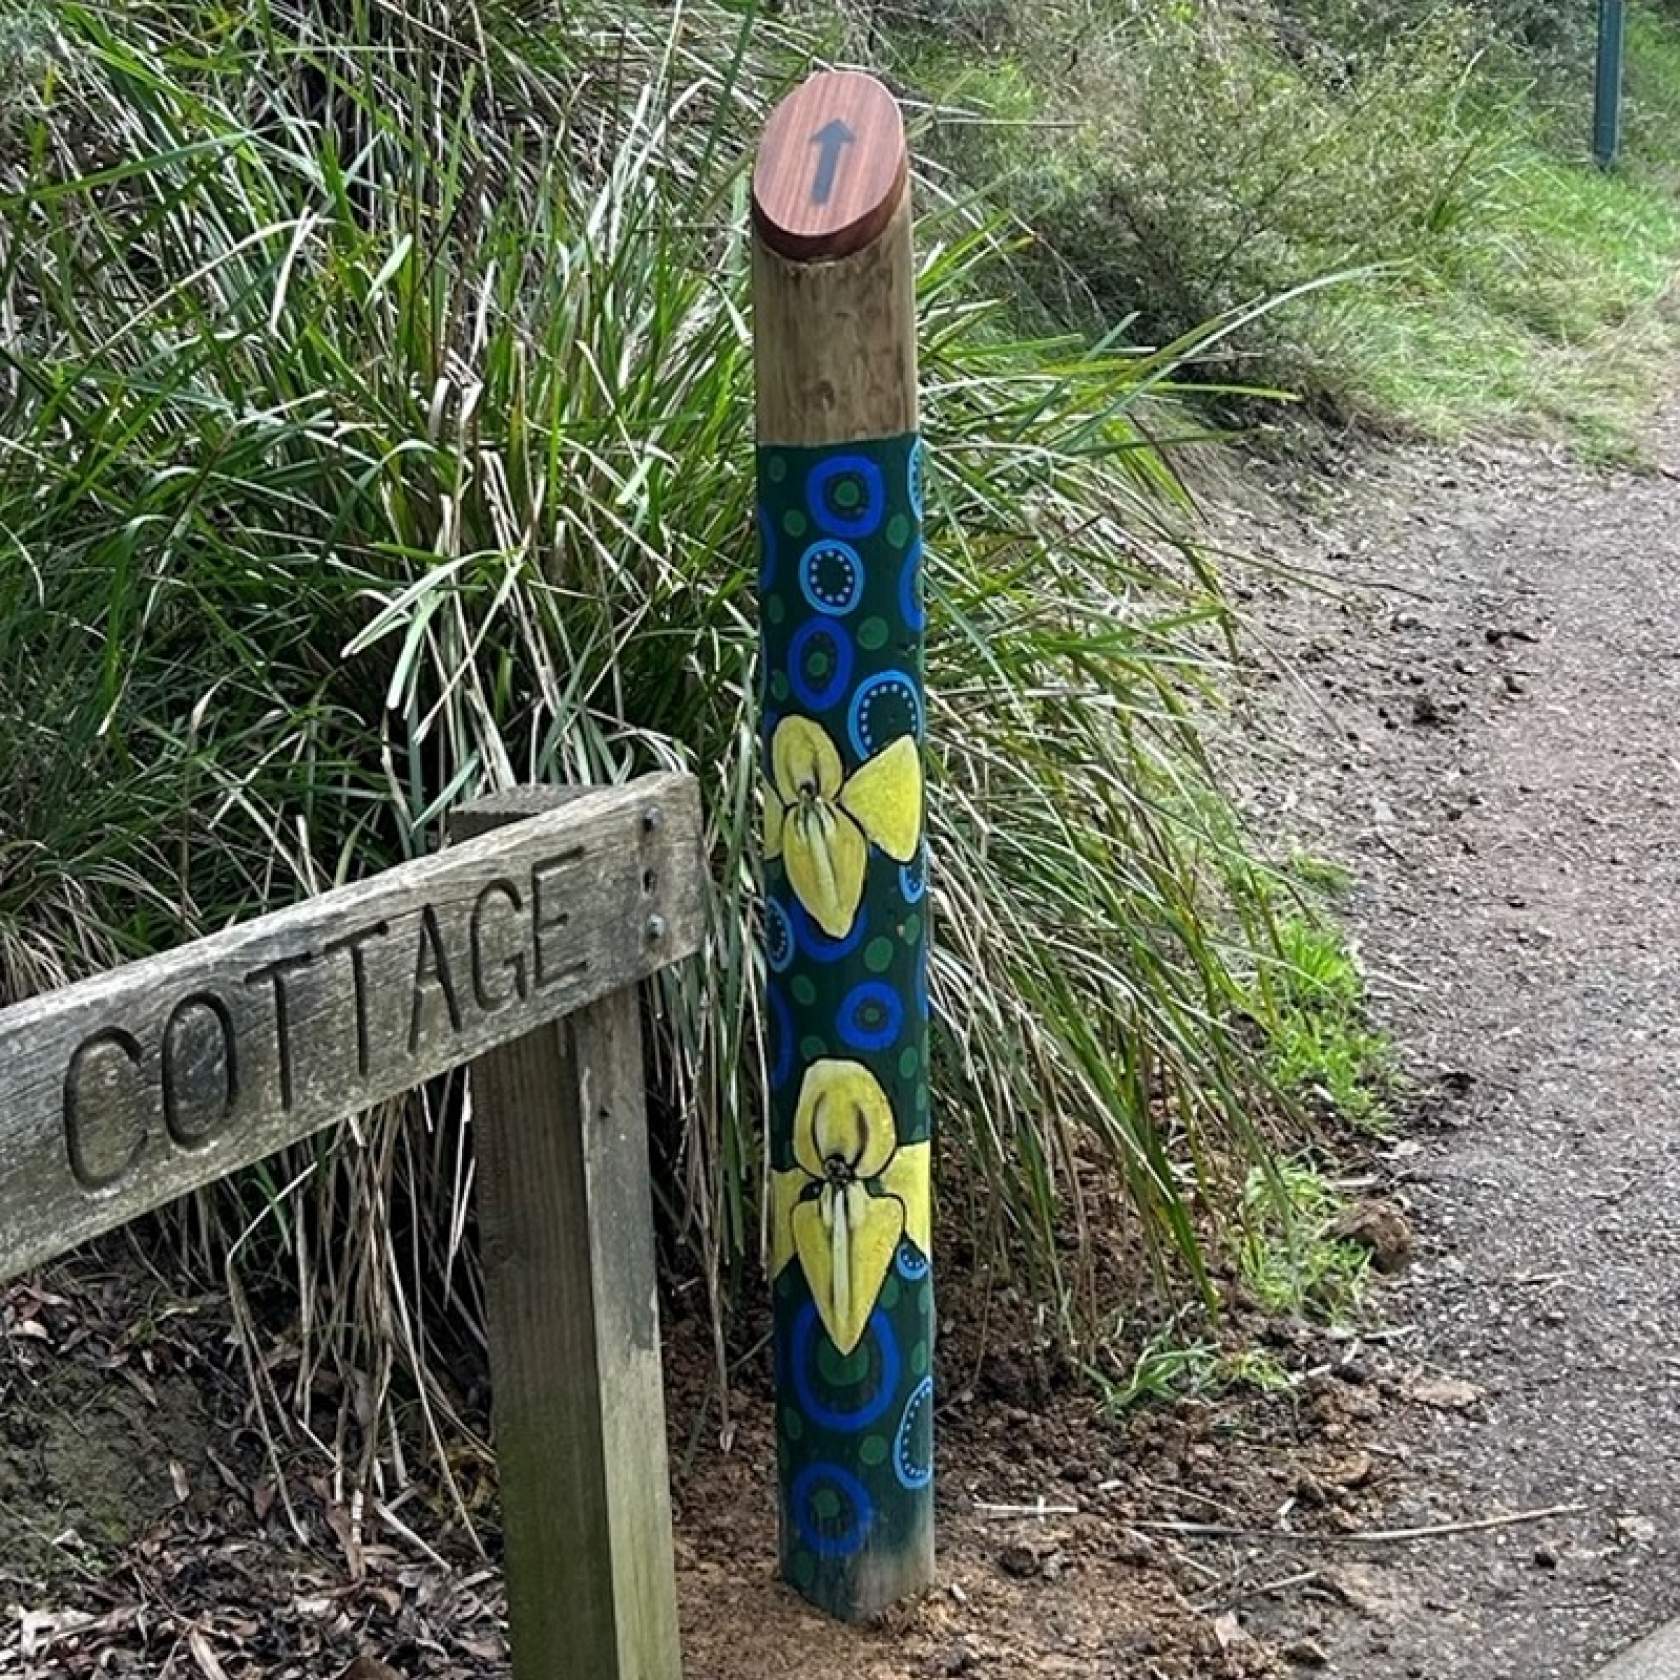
<box><xmin>799</xmin><ymin>538</ymin><xmax>864</xmax><ymax>617</ymax></box>
<box><xmin>791</xmin><ymin>1302</ymin><xmax>901</xmax><ymax>1432</ymax></box>
<box><xmin>838</xmin><ymin>979</ymin><xmax>904</xmax><ymax>1052</ymax></box>
<box><xmin>848</xmin><ymin>668</ymin><xmax>923</xmax><ymax>758</ymax></box>
<box><xmin>895</xmin><ymin>1239</ymin><xmax>931</xmax><ymax>1282</ymax></box>
<box><xmin>789</xmin><ymin>619</ymin><xmax>854</xmax><ymax>712</ymax></box>
<box><xmin>807</xmin><ymin>454</ymin><xmax>885</xmax><ymax>540</ymax></box>
<box><xmin>791</xmin><ymin>899</ymin><xmax>868</xmax><ymax>964</ymax></box>
<box><xmin>790</xmin><ymin>1461</ymin><xmax>875</xmax><ymax>1559</ymax></box>
<box><xmin>765</xmin><ymin>898</ymin><xmax>794</xmax><ymax>974</ymax></box>
<box><xmin>898</xmin><ymin>539</ymin><xmax>925</xmax><ymax>633</ymax></box>
<box><xmin>899</xmin><ymin>843</ymin><xmax>927</xmax><ymax>906</ymax></box>
<box><xmin>893</xmin><ymin>1376</ymin><xmax>935</xmax><ymax>1491</ymax></box>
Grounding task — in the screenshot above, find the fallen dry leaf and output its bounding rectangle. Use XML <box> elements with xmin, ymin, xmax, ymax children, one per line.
<box><xmin>187</xmin><ymin>1628</ymin><xmax>231</xmax><ymax>1680</ymax></box>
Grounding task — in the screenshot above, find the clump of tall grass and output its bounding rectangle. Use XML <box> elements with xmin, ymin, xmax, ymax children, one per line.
<box><xmin>0</xmin><ymin>0</ymin><xmax>1288</xmax><ymax>1462</ymax></box>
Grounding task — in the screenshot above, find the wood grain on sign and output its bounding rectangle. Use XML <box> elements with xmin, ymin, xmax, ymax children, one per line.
<box><xmin>0</xmin><ymin>774</ymin><xmax>703</xmax><ymax>1283</ymax></box>
<box><xmin>752</xmin><ymin>70</ymin><xmax>907</xmax><ymax>262</ymax></box>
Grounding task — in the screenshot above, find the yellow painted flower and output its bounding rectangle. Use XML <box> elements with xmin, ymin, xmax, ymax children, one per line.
<box><xmin>770</xmin><ymin>1059</ymin><xmax>931</xmax><ymax>1356</ymax></box>
<box><xmin>764</xmin><ymin>717</ymin><xmax>922</xmax><ymax>939</ymax></box>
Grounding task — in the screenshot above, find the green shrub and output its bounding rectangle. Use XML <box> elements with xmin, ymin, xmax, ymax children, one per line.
<box><xmin>895</xmin><ymin>0</ymin><xmax>1680</xmax><ymax>446</ymax></box>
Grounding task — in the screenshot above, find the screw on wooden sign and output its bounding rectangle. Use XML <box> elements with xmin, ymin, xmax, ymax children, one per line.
<box><xmin>751</xmin><ymin>70</ymin><xmax>934</xmax><ymax>1625</ymax></box>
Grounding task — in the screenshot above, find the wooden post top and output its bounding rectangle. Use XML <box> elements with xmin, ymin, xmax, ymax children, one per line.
<box><xmin>752</xmin><ymin>70</ymin><xmax>907</xmax><ymax>263</ymax></box>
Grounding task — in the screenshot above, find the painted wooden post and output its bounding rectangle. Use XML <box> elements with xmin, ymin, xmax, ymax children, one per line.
<box><xmin>452</xmin><ymin>789</ymin><xmax>684</xmax><ymax>1680</ymax></box>
<box><xmin>751</xmin><ymin>71</ymin><xmax>935</xmax><ymax>1621</ymax></box>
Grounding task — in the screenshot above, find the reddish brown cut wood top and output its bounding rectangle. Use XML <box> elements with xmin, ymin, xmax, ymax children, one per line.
<box><xmin>752</xmin><ymin>70</ymin><xmax>907</xmax><ymax>263</ymax></box>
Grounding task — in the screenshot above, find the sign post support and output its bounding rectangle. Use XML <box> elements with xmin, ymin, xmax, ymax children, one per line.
<box><xmin>750</xmin><ymin>71</ymin><xmax>935</xmax><ymax>1621</ymax></box>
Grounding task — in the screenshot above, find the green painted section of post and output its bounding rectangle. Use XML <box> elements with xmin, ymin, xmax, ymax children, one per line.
<box><xmin>750</xmin><ymin>71</ymin><xmax>935</xmax><ymax>1622</ymax></box>
<box><xmin>1595</xmin><ymin>0</ymin><xmax>1627</xmax><ymax>169</ymax></box>
<box><xmin>757</xmin><ymin>434</ymin><xmax>933</xmax><ymax>1618</ymax></box>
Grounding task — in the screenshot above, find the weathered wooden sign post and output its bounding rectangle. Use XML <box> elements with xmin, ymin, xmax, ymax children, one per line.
<box><xmin>751</xmin><ymin>71</ymin><xmax>935</xmax><ymax>1620</ymax></box>
<box><xmin>0</xmin><ymin>777</ymin><xmax>698</xmax><ymax>1680</ymax></box>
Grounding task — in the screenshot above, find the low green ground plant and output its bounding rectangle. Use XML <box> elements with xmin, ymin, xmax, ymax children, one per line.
<box><xmin>1239</xmin><ymin>1158</ymin><xmax>1370</xmax><ymax>1322</ymax></box>
<box><xmin>1089</xmin><ymin>1320</ymin><xmax>1298</xmax><ymax>1413</ymax></box>
<box><xmin>1262</xmin><ymin>914</ymin><xmax>1394</xmax><ymax>1131</ymax></box>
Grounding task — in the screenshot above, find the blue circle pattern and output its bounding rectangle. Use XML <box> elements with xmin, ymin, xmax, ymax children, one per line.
<box><xmin>799</xmin><ymin>539</ymin><xmax>864</xmax><ymax>616</ymax></box>
<box><xmin>765</xmin><ymin>898</ymin><xmax>795</xmax><ymax>974</ymax></box>
<box><xmin>790</xmin><ymin>1302</ymin><xmax>900</xmax><ymax>1432</ymax></box>
<box><xmin>791</xmin><ymin>1462</ymin><xmax>874</xmax><ymax>1558</ymax></box>
<box><xmin>790</xmin><ymin>898</ymin><xmax>868</xmax><ymax>963</ymax></box>
<box><xmin>899</xmin><ymin>843</ymin><xmax>927</xmax><ymax>905</ymax></box>
<box><xmin>848</xmin><ymin>668</ymin><xmax>923</xmax><ymax>759</ymax></box>
<box><xmin>898</xmin><ymin>539</ymin><xmax>925</xmax><ymax>633</ymax></box>
<box><xmin>789</xmin><ymin>618</ymin><xmax>854</xmax><ymax>711</ymax></box>
<box><xmin>895</xmin><ymin>1239</ymin><xmax>931</xmax><ymax>1281</ymax></box>
<box><xmin>838</xmin><ymin>979</ymin><xmax>904</xmax><ymax>1052</ymax></box>
<box><xmin>893</xmin><ymin>1376</ymin><xmax>935</xmax><ymax>1492</ymax></box>
<box><xmin>807</xmin><ymin>455</ymin><xmax>885</xmax><ymax>540</ymax></box>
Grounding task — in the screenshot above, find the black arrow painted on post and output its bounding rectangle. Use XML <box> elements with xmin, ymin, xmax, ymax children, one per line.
<box><xmin>809</xmin><ymin>118</ymin><xmax>855</xmax><ymax>206</ymax></box>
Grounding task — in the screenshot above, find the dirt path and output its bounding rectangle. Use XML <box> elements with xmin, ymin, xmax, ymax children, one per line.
<box><xmin>1232</xmin><ymin>407</ymin><xmax>1680</xmax><ymax>1678</ymax></box>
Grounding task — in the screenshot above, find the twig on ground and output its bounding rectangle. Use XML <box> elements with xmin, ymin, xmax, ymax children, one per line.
<box><xmin>1195</xmin><ymin>1567</ymin><xmax>1321</xmax><ymax>1614</ymax></box>
<box><xmin>1135</xmin><ymin>1503</ymin><xmax>1586</xmax><ymax>1545</ymax></box>
<box><xmin>1137</xmin><ymin>1475</ymin><xmax>1241</xmax><ymax>1519</ymax></box>
<box><xmin>975</xmin><ymin>1497</ymin><xmax>1079</xmax><ymax>1520</ymax></box>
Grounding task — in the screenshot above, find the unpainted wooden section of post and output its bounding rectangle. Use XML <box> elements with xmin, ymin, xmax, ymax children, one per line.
<box><xmin>751</xmin><ymin>195</ymin><xmax>918</xmax><ymax>448</ymax></box>
<box><xmin>452</xmin><ymin>792</ymin><xmax>683</xmax><ymax>1680</ymax></box>
<box><xmin>751</xmin><ymin>68</ymin><xmax>916</xmax><ymax>450</ymax></box>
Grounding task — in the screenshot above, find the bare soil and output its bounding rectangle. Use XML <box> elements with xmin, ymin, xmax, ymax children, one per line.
<box><xmin>6</xmin><ymin>407</ymin><xmax>1680</xmax><ymax>1679</ymax></box>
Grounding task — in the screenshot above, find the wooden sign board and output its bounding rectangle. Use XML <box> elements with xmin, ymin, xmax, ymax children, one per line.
<box><xmin>0</xmin><ymin>775</ymin><xmax>702</xmax><ymax>1283</ymax></box>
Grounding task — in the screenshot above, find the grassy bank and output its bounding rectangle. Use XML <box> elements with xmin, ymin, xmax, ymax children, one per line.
<box><xmin>891</xmin><ymin>0</ymin><xmax>1680</xmax><ymax>455</ymax></box>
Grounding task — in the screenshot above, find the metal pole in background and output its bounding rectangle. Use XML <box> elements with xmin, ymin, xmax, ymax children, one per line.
<box><xmin>1595</xmin><ymin>0</ymin><xmax>1627</xmax><ymax>169</ymax></box>
<box><xmin>750</xmin><ymin>70</ymin><xmax>936</xmax><ymax>1623</ymax></box>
